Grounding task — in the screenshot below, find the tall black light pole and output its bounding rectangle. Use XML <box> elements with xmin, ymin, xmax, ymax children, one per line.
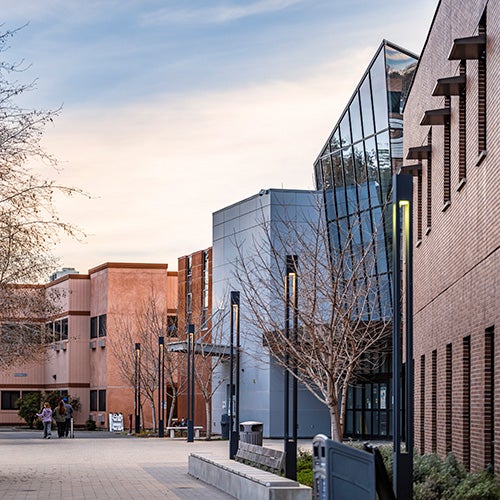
<box><xmin>158</xmin><ymin>336</ymin><xmax>165</xmax><ymax>437</ymax></box>
<box><xmin>229</xmin><ymin>291</ymin><xmax>240</xmax><ymax>459</ymax></box>
<box><xmin>187</xmin><ymin>324</ymin><xmax>195</xmax><ymax>442</ymax></box>
<box><xmin>284</xmin><ymin>255</ymin><xmax>298</xmax><ymax>480</ymax></box>
<box><xmin>134</xmin><ymin>342</ymin><xmax>141</xmax><ymax>434</ymax></box>
<box><xmin>392</xmin><ymin>173</ymin><xmax>414</xmax><ymax>499</ymax></box>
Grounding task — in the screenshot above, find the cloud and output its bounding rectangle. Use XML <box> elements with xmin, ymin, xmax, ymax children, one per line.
<box><xmin>43</xmin><ymin>48</ymin><xmax>372</xmax><ymax>273</ymax></box>
<box><xmin>140</xmin><ymin>0</ymin><xmax>305</xmax><ymax>26</ymax></box>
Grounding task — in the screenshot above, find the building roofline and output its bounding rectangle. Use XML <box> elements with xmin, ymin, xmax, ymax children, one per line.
<box><xmin>88</xmin><ymin>262</ymin><xmax>169</xmax><ymax>275</ymax></box>
<box><xmin>213</xmin><ymin>188</ymin><xmax>317</xmax><ymax>216</ymax></box>
<box><xmin>402</xmin><ymin>0</ymin><xmax>442</xmax><ymax>112</ymax></box>
<box><xmin>178</xmin><ymin>247</ymin><xmax>212</xmax><ymax>261</ymax></box>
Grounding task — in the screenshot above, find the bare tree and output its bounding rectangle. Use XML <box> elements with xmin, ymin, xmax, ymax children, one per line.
<box><xmin>191</xmin><ymin>309</ymin><xmax>229</xmax><ymax>440</ymax></box>
<box><xmin>0</xmin><ymin>27</ymin><xmax>84</xmax><ymax>367</ymax></box>
<box><xmin>110</xmin><ymin>294</ymin><xmax>184</xmax><ymax>431</ymax></box>
<box><xmin>233</xmin><ymin>195</ymin><xmax>391</xmax><ymax>441</ymax></box>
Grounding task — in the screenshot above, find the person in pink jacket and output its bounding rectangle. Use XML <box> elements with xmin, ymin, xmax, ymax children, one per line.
<box><xmin>36</xmin><ymin>402</ymin><xmax>53</xmax><ymax>439</ymax></box>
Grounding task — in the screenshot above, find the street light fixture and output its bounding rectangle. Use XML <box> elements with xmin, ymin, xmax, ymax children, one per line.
<box><xmin>158</xmin><ymin>336</ymin><xmax>165</xmax><ymax>437</ymax></box>
<box><xmin>392</xmin><ymin>173</ymin><xmax>414</xmax><ymax>499</ymax></box>
<box><xmin>187</xmin><ymin>324</ymin><xmax>195</xmax><ymax>442</ymax></box>
<box><xmin>134</xmin><ymin>342</ymin><xmax>141</xmax><ymax>434</ymax></box>
<box><xmin>229</xmin><ymin>291</ymin><xmax>240</xmax><ymax>459</ymax></box>
<box><xmin>284</xmin><ymin>255</ymin><xmax>298</xmax><ymax>480</ymax></box>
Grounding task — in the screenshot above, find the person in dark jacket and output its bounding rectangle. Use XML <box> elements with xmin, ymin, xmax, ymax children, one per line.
<box><xmin>63</xmin><ymin>398</ymin><xmax>73</xmax><ymax>437</ymax></box>
<box><xmin>53</xmin><ymin>401</ymin><xmax>66</xmax><ymax>438</ymax></box>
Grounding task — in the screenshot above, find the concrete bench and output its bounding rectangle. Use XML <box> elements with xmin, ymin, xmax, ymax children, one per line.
<box><xmin>234</xmin><ymin>441</ymin><xmax>285</xmax><ymax>475</ymax></box>
<box><xmin>165</xmin><ymin>426</ymin><xmax>203</xmax><ymax>438</ymax></box>
<box><xmin>189</xmin><ymin>451</ymin><xmax>311</xmax><ymax>500</ymax></box>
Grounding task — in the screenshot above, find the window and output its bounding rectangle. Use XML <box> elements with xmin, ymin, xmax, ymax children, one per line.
<box><xmin>167</xmin><ymin>316</ymin><xmax>177</xmax><ymax>337</ymax></box>
<box><xmin>91</xmin><ymin>315</ymin><xmax>106</xmax><ymax>338</ymax></box>
<box><xmin>420</xmin><ymin>355</ymin><xmax>425</xmax><ymax>453</ymax></box>
<box><xmin>485</xmin><ymin>327</ymin><xmax>494</xmax><ymax>468</ymax></box>
<box><xmin>61</xmin><ymin>318</ymin><xmax>68</xmax><ymax>341</ymax></box>
<box><xmin>443</xmin><ymin>96</ymin><xmax>451</xmax><ymax>207</ymax></box>
<box><xmin>54</xmin><ymin>320</ymin><xmax>61</xmax><ymax>342</ymax></box>
<box><xmin>90</xmin><ymin>317</ymin><xmax>97</xmax><ymax>339</ymax></box>
<box><xmin>463</xmin><ymin>336</ymin><xmax>471</xmax><ymax>470</ymax></box>
<box><xmin>98</xmin><ymin>390</ymin><xmax>106</xmax><ymax>412</ymax></box>
<box><xmin>426</xmin><ymin>129</ymin><xmax>433</xmax><ymax>232</ymax></box>
<box><xmin>98</xmin><ymin>314</ymin><xmax>107</xmax><ymax>337</ymax></box>
<box><xmin>431</xmin><ymin>349</ymin><xmax>437</xmax><ymax>453</ymax></box>
<box><xmin>477</xmin><ymin>12</ymin><xmax>486</xmax><ymax>157</ymax></box>
<box><xmin>90</xmin><ymin>390</ymin><xmax>97</xmax><ymax>411</ymax></box>
<box><xmin>417</xmin><ymin>168</ymin><xmax>423</xmax><ymax>242</ymax></box>
<box><xmin>446</xmin><ymin>344</ymin><xmax>452</xmax><ymax>453</ymax></box>
<box><xmin>1</xmin><ymin>391</ymin><xmax>20</xmax><ymax>410</ymax></box>
<box><xmin>459</xmin><ymin>61</ymin><xmax>467</xmax><ymax>183</ymax></box>
<box><xmin>201</xmin><ymin>250</ymin><xmax>209</xmax><ymax>328</ymax></box>
<box><xmin>45</xmin><ymin>322</ymin><xmax>54</xmax><ymax>343</ymax></box>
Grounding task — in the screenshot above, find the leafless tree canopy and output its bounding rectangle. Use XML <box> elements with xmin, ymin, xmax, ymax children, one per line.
<box><xmin>233</xmin><ymin>195</ymin><xmax>391</xmax><ymax>441</ymax></box>
<box><xmin>189</xmin><ymin>309</ymin><xmax>229</xmax><ymax>440</ymax></box>
<box><xmin>0</xmin><ymin>27</ymin><xmax>85</xmax><ymax>368</ymax></box>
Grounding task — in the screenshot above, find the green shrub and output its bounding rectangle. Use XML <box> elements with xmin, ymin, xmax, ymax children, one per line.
<box><xmin>85</xmin><ymin>419</ymin><xmax>97</xmax><ymax>431</ymax></box>
<box><xmin>450</xmin><ymin>470</ymin><xmax>500</xmax><ymax>500</ymax></box>
<box><xmin>297</xmin><ymin>449</ymin><xmax>314</xmax><ymax>487</ymax></box>
<box><xmin>16</xmin><ymin>392</ymin><xmax>43</xmax><ymax>428</ymax></box>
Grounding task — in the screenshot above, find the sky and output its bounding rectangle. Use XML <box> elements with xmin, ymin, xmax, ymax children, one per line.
<box><xmin>3</xmin><ymin>0</ymin><xmax>438</xmax><ymax>274</ymax></box>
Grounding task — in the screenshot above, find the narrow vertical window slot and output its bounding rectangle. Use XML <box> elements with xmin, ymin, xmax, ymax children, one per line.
<box><xmin>463</xmin><ymin>336</ymin><xmax>471</xmax><ymax>470</ymax></box>
<box><xmin>420</xmin><ymin>354</ymin><xmax>425</xmax><ymax>453</ymax></box>
<box><xmin>431</xmin><ymin>349</ymin><xmax>437</xmax><ymax>453</ymax></box>
<box><xmin>446</xmin><ymin>343</ymin><xmax>452</xmax><ymax>453</ymax></box>
<box><xmin>426</xmin><ymin>129</ymin><xmax>433</xmax><ymax>233</ymax></box>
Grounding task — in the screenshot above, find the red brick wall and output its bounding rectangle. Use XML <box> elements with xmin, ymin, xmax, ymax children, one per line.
<box><xmin>177</xmin><ymin>249</ymin><xmax>213</xmax><ymax>428</ymax></box>
<box><xmin>404</xmin><ymin>0</ymin><xmax>499</xmax><ymax>473</ymax></box>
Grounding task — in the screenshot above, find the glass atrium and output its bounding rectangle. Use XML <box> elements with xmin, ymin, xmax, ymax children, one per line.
<box><xmin>313</xmin><ymin>41</ymin><xmax>417</xmax><ymax>439</ymax></box>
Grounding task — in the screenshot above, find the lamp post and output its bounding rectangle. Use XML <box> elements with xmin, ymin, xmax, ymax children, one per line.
<box><xmin>158</xmin><ymin>336</ymin><xmax>165</xmax><ymax>437</ymax></box>
<box><xmin>134</xmin><ymin>342</ymin><xmax>141</xmax><ymax>434</ymax></box>
<box><xmin>229</xmin><ymin>291</ymin><xmax>240</xmax><ymax>459</ymax></box>
<box><xmin>284</xmin><ymin>255</ymin><xmax>298</xmax><ymax>480</ymax></box>
<box><xmin>392</xmin><ymin>173</ymin><xmax>414</xmax><ymax>499</ymax></box>
<box><xmin>187</xmin><ymin>324</ymin><xmax>195</xmax><ymax>442</ymax></box>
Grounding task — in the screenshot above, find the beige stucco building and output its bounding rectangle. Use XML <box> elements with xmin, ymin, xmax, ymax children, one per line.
<box><xmin>0</xmin><ymin>262</ymin><xmax>178</xmax><ymax>430</ymax></box>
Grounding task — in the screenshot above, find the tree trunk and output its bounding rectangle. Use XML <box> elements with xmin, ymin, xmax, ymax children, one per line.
<box><xmin>329</xmin><ymin>403</ymin><xmax>343</xmax><ymax>442</ymax></box>
<box><xmin>205</xmin><ymin>399</ymin><xmax>212</xmax><ymax>440</ymax></box>
<box><xmin>167</xmin><ymin>393</ymin><xmax>177</xmax><ymax>428</ymax></box>
<box><xmin>150</xmin><ymin>401</ymin><xmax>156</xmax><ymax>432</ymax></box>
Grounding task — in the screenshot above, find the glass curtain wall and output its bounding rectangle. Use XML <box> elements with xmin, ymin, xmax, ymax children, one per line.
<box><xmin>314</xmin><ymin>41</ymin><xmax>417</xmax><ymax>439</ymax></box>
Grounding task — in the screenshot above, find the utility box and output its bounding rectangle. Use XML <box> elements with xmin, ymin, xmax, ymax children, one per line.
<box><xmin>313</xmin><ymin>434</ymin><xmax>376</xmax><ymax>500</ymax></box>
<box><xmin>220</xmin><ymin>414</ymin><xmax>230</xmax><ymax>439</ymax></box>
<box><xmin>109</xmin><ymin>412</ymin><xmax>124</xmax><ymax>432</ymax></box>
<box><xmin>239</xmin><ymin>421</ymin><xmax>263</xmax><ymax>445</ymax></box>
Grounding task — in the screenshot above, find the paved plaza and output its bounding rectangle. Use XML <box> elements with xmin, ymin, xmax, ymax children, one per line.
<box><xmin>0</xmin><ymin>428</ymin><xmax>242</xmax><ymax>499</ymax></box>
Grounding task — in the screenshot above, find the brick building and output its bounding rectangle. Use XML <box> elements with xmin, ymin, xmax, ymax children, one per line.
<box><xmin>0</xmin><ymin>262</ymin><xmax>178</xmax><ymax>430</ymax></box>
<box><xmin>176</xmin><ymin>249</ymin><xmax>213</xmax><ymax>431</ymax></box>
<box><xmin>403</xmin><ymin>0</ymin><xmax>499</xmax><ymax>473</ymax></box>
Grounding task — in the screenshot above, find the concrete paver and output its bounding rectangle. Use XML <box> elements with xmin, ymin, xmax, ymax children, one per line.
<box><xmin>0</xmin><ymin>429</ymin><xmax>238</xmax><ymax>499</ymax></box>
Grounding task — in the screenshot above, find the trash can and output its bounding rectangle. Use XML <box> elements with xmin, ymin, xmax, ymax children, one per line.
<box><xmin>220</xmin><ymin>414</ymin><xmax>230</xmax><ymax>439</ymax></box>
<box><xmin>239</xmin><ymin>421</ymin><xmax>263</xmax><ymax>445</ymax></box>
<box><xmin>313</xmin><ymin>434</ymin><xmax>376</xmax><ymax>500</ymax></box>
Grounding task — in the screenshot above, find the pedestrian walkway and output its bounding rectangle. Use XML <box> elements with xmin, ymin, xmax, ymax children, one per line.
<box><xmin>0</xmin><ymin>429</ymin><xmax>237</xmax><ymax>499</ymax></box>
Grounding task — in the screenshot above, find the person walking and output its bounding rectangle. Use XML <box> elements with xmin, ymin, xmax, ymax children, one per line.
<box><xmin>36</xmin><ymin>402</ymin><xmax>53</xmax><ymax>439</ymax></box>
<box><xmin>53</xmin><ymin>400</ymin><xmax>66</xmax><ymax>438</ymax></box>
<box><xmin>63</xmin><ymin>397</ymin><xmax>73</xmax><ymax>437</ymax></box>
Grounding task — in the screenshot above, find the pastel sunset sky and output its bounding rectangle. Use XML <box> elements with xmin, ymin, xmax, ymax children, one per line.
<box><xmin>4</xmin><ymin>0</ymin><xmax>437</xmax><ymax>273</ymax></box>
